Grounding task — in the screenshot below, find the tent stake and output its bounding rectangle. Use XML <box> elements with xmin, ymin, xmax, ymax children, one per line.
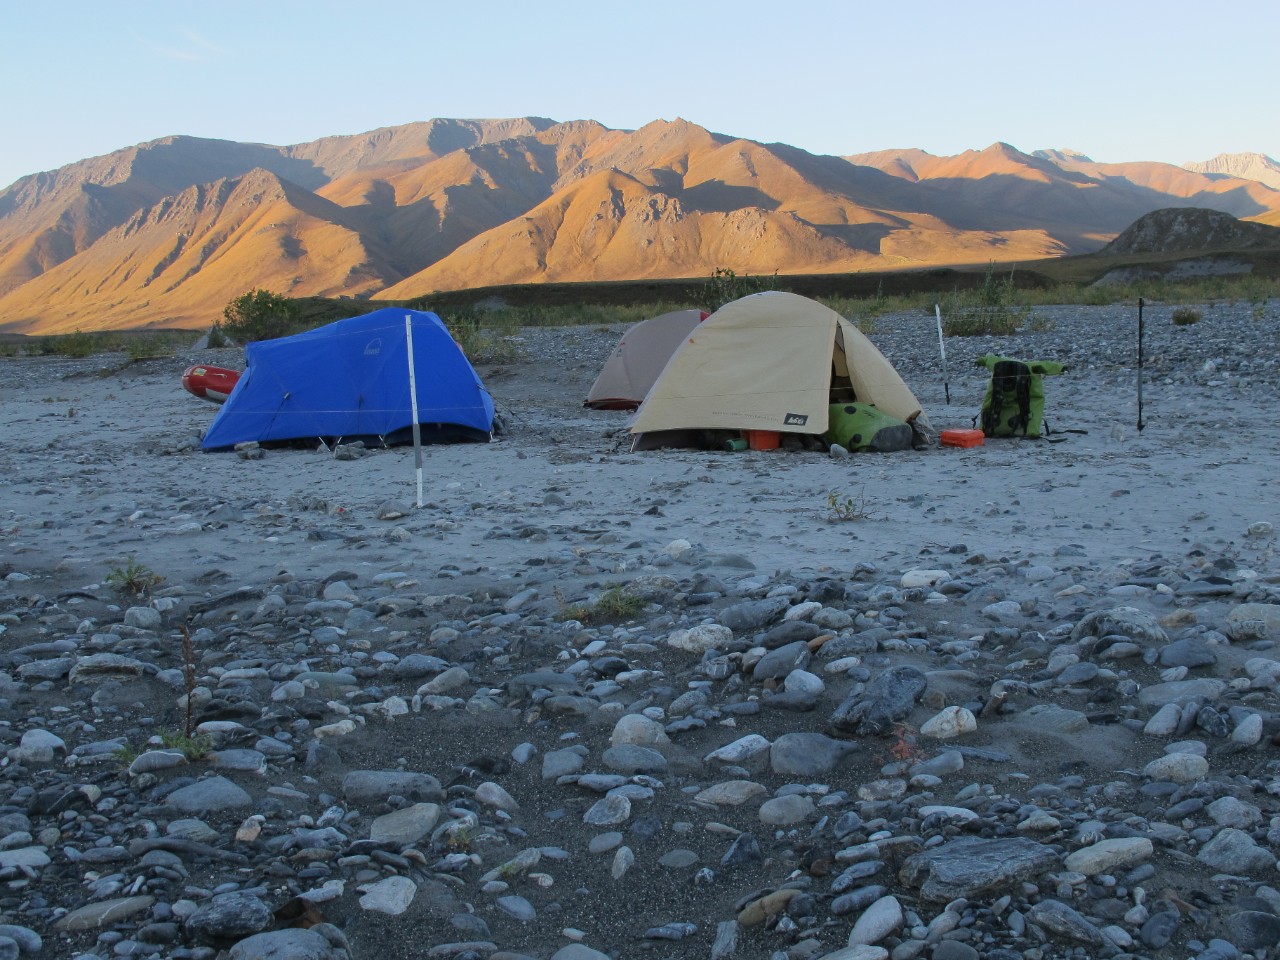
<box><xmin>934</xmin><ymin>304</ymin><xmax>951</xmax><ymax>405</ymax></box>
<box><xmin>404</xmin><ymin>315</ymin><xmax>425</xmax><ymax>508</ymax></box>
<box><xmin>1137</xmin><ymin>297</ymin><xmax>1145</xmax><ymax>432</ymax></box>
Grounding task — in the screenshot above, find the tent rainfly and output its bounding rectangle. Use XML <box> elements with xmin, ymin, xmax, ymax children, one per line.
<box><xmin>585</xmin><ymin>309</ymin><xmax>708</xmax><ymax>410</ymax></box>
<box><xmin>201</xmin><ymin>308</ymin><xmax>494</xmax><ymax>450</ymax></box>
<box><xmin>629</xmin><ymin>291</ymin><xmax>925</xmax><ymax>448</ymax></box>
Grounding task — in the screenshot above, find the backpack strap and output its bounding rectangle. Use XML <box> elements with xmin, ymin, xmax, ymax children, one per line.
<box><xmin>985</xmin><ymin>359</ymin><xmax>1032</xmax><ymax>436</ymax></box>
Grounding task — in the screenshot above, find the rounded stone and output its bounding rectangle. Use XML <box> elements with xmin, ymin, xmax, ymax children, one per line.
<box><xmin>758</xmin><ymin>794</ymin><xmax>814</xmax><ymax>826</ymax></box>
<box><xmin>1142</xmin><ymin>753</ymin><xmax>1208</xmax><ymax>783</ymax></box>
<box><xmin>919</xmin><ymin>706</ymin><xmax>977</xmax><ymax>740</ymax></box>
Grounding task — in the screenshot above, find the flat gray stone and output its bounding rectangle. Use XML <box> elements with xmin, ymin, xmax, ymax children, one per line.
<box><xmin>184</xmin><ymin>892</ymin><xmax>273</xmax><ymax>941</ymax></box>
<box><xmin>770</xmin><ymin>732</ymin><xmax>854</xmax><ymax>777</ymax></box>
<box><xmin>369</xmin><ymin>803</ymin><xmax>441</xmax><ymax>845</ymax></box>
<box><xmin>55</xmin><ymin>896</ymin><xmax>155</xmax><ymax>932</ymax></box>
<box><xmin>1197</xmin><ymin>827</ymin><xmax>1277</xmax><ymax>874</ymax></box>
<box><xmin>1071</xmin><ymin>606</ymin><xmax>1168</xmax><ymax>645</ymax></box>
<box><xmin>1064</xmin><ymin>838</ymin><xmax>1153</xmax><ymax>875</ymax></box>
<box><xmin>900</xmin><ymin>837</ymin><xmax>1058</xmax><ymax>901</ymax></box>
<box><xmin>1027</xmin><ymin>899</ymin><xmax>1104</xmax><ymax>945</ymax></box>
<box><xmin>342</xmin><ymin>770</ymin><xmax>443</xmax><ymax>804</ymax></box>
<box><xmin>228</xmin><ymin>928</ymin><xmax>351</xmax><ymax>960</ymax></box>
<box><xmin>1137</xmin><ymin>678</ymin><xmax>1227</xmax><ymax>707</ymax></box>
<box><xmin>162</xmin><ymin>776</ymin><xmax>252</xmax><ymax>814</ymax></box>
<box><xmin>358</xmin><ymin>876</ymin><xmax>417</xmax><ymax>915</ymax></box>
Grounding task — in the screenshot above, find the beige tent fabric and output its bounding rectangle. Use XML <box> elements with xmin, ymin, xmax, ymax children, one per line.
<box><xmin>836</xmin><ymin>318</ymin><xmax>924</xmax><ymax>424</ymax></box>
<box><xmin>586</xmin><ymin>309</ymin><xmax>705</xmax><ymax>409</ymax></box>
<box><xmin>629</xmin><ymin>291</ymin><xmax>923</xmax><ymax>439</ymax></box>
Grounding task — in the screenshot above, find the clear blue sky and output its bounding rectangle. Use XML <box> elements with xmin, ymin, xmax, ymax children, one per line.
<box><xmin>3</xmin><ymin>0</ymin><xmax>1276</xmax><ymax>190</ymax></box>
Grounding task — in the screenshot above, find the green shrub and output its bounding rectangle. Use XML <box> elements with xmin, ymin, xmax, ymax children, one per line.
<box><xmin>1172</xmin><ymin>306</ymin><xmax>1202</xmax><ymax>326</ymax></box>
<box><xmin>441</xmin><ymin>307</ymin><xmax>522</xmax><ymax>362</ymax></box>
<box><xmin>125</xmin><ymin>334</ymin><xmax>174</xmax><ymax>360</ymax></box>
<box><xmin>206</xmin><ymin>322</ymin><xmax>229</xmax><ymax>348</ymax></box>
<box><xmin>106</xmin><ymin>556</ymin><xmax>163</xmax><ymax>597</ymax></box>
<box><xmin>53</xmin><ymin>329</ymin><xmax>99</xmax><ymax>357</ymax></box>
<box><xmin>222</xmin><ymin>289</ymin><xmax>300</xmax><ymax>343</ymax></box>
<box><xmin>942</xmin><ymin>309</ymin><xmax>1022</xmax><ymax>337</ymax></box>
<box><xmin>706</xmin><ymin>267</ymin><xmax>777</xmax><ymax>310</ymax></box>
<box><xmin>160</xmin><ymin>731</ymin><xmax>213</xmax><ymax>761</ymax></box>
<box><xmin>940</xmin><ymin>263</ymin><xmax>1030</xmax><ymax>336</ymax></box>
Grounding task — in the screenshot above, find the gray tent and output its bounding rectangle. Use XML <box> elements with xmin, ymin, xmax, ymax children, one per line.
<box><xmin>585</xmin><ymin>309</ymin><xmax>706</xmax><ymax>410</ymax></box>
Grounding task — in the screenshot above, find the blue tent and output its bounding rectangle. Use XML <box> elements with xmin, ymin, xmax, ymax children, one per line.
<box><xmin>201</xmin><ymin>308</ymin><xmax>495</xmax><ymax>450</ymax></box>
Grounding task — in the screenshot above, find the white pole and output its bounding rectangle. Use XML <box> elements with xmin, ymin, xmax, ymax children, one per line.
<box><xmin>935</xmin><ymin>304</ymin><xmax>951</xmax><ymax>406</ymax></box>
<box><xmin>404</xmin><ymin>315</ymin><xmax>424</xmax><ymax>508</ymax></box>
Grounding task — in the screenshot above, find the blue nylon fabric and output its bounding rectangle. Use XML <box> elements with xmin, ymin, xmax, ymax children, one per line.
<box><xmin>201</xmin><ymin>308</ymin><xmax>494</xmax><ymax>449</ymax></box>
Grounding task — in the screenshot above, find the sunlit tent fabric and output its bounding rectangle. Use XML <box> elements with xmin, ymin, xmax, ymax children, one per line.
<box><xmin>629</xmin><ymin>291</ymin><xmax>924</xmax><ymax>447</ymax></box>
<box><xmin>201</xmin><ymin>308</ymin><xmax>494</xmax><ymax>450</ymax></box>
<box><xmin>585</xmin><ymin>309</ymin><xmax>708</xmax><ymax>410</ymax></box>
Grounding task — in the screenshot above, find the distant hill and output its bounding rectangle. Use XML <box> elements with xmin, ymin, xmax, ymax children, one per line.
<box><xmin>3</xmin><ymin>118</ymin><xmax>1280</xmax><ymax>334</ymax></box>
<box><xmin>1184</xmin><ymin>152</ymin><xmax>1280</xmax><ymax>191</ymax></box>
<box><xmin>1101</xmin><ymin>208</ymin><xmax>1280</xmax><ymax>255</ymax></box>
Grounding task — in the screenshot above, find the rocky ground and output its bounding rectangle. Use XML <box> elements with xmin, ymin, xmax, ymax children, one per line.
<box><xmin>1</xmin><ymin>301</ymin><xmax>1279</xmax><ymax>960</ymax></box>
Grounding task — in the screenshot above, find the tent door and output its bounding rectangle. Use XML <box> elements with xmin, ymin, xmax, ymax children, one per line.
<box><xmin>829</xmin><ymin>325</ymin><xmax>856</xmax><ymax>405</ymax></box>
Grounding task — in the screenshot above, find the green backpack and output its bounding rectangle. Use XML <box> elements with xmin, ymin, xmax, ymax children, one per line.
<box><xmin>976</xmin><ymin>355</ymin><xmax>1064</xmax><ymax>438</ymax></box>
<box><xmin>824</xmin><ymin>402</ymin><xmax>914</xmax><ymax>452</ymax></box>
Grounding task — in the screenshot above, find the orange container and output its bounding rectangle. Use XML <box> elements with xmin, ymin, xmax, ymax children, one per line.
<box><xmin>745</xmin><ymin>430</ymin><xmax>781</xmax><ymax>451</ymax></box>
<box><xmin>940</xmin><ymin>428</ymin><xmax>984</xmax><ymax>448</ymax></box>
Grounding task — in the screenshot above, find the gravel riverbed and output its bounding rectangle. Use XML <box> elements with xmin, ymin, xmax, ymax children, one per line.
<box><xmin>0</xmin><ymin>301</ymin><xmax>1279</xmax><ymax>960</ymax></box>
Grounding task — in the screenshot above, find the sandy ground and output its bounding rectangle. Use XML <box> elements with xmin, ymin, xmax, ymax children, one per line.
<box><xmin>1</xmin><ymin>316</ymin><xmax>1274</xmax><ymax>598</ymax></box>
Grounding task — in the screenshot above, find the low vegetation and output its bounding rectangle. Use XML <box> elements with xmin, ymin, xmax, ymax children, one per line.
<box><xmin>123</xmin><ymin>333</ymin><xmax>176</xmax><ymax>360</ymax></box>
<box><xmin>159</xmin><ymin>731</ymin><xmax>214</xmax><ymax>760</ymax></box>
<box><xmin>205</xmin><ymin>322</ymin><xmax>230</xmax><ymax>348</ymax></box>
<box><xmin>221</xmin><ymin>288</ymin><xmax>303</xmax><ymax>343</ymax></box>
<box><xmin>705</xmin><ymin>267</ymin><xmax>777</xmax><ymax>310</ymax></box>
<box><xmin>441</xmin><ymin>307</ymin><xmax>523</xmax><ymax>362</ymax></box>
<box><xmin>826</xmin><ymin>488</ymin><xmax>876</xmax><ymax>522</ymax></box>
<box><xmin>4</xmin><ymin>265</ymin><xmax>1275</xmax><ymax>360</ymax></box>
<box><xmin>105</xmin><ymin>556</ymin><xmax>163</xmax><ymax>597</ymax></box>
<box><xmin>113</xmin><ymin>730</ymin><xmax>214</xmax><ymax>766</ymax></box>
<box><xmin>1172</xmin><ymin>305</ymin><xmax>1203</xmax><ymax>325</ymax></box>
<box><xmin>559</xmin><ymin>585</ymin><xmax>646</xmax><ymax>624</ymax></box>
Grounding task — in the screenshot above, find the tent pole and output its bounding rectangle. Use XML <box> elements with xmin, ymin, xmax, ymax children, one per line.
<box><xmin>935</xmin><ymin>304</ymin><xmax>951</xmax><ymax>405</ymax></box>
<box><xmin>1137</xmin><ymin>297</ymin><xmax>1145</xmax><ymax>432</ymax></box>
<box><xmin>405</xmin><ymin>315</ymin><xmax>425</xmax><ymax>508</ymax></box>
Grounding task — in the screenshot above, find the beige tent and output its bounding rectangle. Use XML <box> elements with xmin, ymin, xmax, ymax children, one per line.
<box><xmin>629</xmin><ymin>291</ymin><xmax>924</xmax><ymax>447</ymax></box>
<box><xmin>586</xmin><ymin>309</ymin><xmax>707</xmax><ymax>410</ymax></box>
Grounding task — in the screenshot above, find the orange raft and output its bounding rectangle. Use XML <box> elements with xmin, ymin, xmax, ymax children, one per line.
<box><xmin>181</xmin><ymin>365</ymin><xmax>241</xmax><ymax>404</ymax></box>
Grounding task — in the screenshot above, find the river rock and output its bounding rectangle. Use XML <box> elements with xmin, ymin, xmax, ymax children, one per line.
<box><xmin>900</xmin><ymin>836</ymin><xmax>1058</xmax><ymax>901</ymax></box>
<box><xmin>1071</xmin><ymin>606</ymin><xmax>1168</xmax><ymax>645</ymax></box>
<box><xmin>829</xmin><ymin>665</ymin><xmax>927</xmax><ymax>735</ymax></box>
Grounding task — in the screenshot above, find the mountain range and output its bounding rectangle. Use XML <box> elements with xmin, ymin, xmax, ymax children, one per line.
<box><xmin>1</xmin><ymin>117</ymin><xmax>1278</xmax><ymax>335</ymax></box>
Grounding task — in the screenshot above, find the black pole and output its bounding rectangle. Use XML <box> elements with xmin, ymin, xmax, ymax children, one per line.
<box><xmin>1137</xmin><ymin>297</ymin><xmax>1145</xmax><ymax>432</ymax></box>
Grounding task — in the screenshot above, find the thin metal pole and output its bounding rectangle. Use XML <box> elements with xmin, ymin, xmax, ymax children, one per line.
<box><xmin>1137</xmin><ymin>298</ymin><xmax>1145</xmax><ymax>432</ymax></box>
<box><xmin>405</xmin><ymin>315</ymin><xmax>424</xmax><ymax>507</ymax></box>
<box><xmin>935</xmin><ymin>304</ymin><xmax>951</xmax><ymax>405</ymax></box>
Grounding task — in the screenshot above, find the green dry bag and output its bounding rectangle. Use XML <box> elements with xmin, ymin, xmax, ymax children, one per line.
<box><xmin>975</xmin><ymin>355</ymin><xmax>1064</xmax><ymax>438</ymax></box>
<box><xmin>824</xmin><ymin>403</ymin><xmax>913</xmax><ymax>452</ymax></box>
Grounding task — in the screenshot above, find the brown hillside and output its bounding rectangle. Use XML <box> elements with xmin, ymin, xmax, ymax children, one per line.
<box><xmin>1101</xmin><ymin>207</ymin><xmax>1280</xmax><ymax>255</ymax></box>
<box><xmin>4</xmin><ymin>119</ymin><xmax>1280</xmax><ymax>334</ymax></box>
<box><xmin>0</xmin><ymin>169</ymin><xmax>395</xmax><ymax>334</ymax></box>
